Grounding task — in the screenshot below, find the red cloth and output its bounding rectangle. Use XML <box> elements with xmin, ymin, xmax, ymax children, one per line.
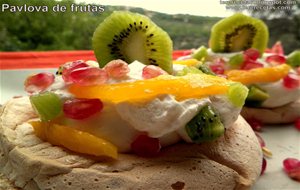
<box><xmin>0</xmin><ymin>50</ymin><xmax>192</xmax><ymax>70</ymax></box>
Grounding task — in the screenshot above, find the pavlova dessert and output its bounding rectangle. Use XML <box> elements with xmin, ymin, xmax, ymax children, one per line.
<box><xmin>0</xmin><ymin>11</ymin><xmax>263</xmax><ymax>190</ymax></box>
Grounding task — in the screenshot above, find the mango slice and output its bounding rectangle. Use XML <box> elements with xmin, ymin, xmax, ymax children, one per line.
<box><xmin>30</xmin><ymin>121</ymin><xmax>118</xmax><ymax>159</ymax></box>
<box><xmin>173</xmin><ymin>59</ymin><xmax>200</xmax><ymax>66</ymax></box>
<box><xmin>226</xmin><ymin>64</ymin><xmax>291</xmax><ymax>85</ymax></box>
<box><xmin>68</xmin><ymin>74</ymin><xmax>231</xmax><ymax>103</ymax></box>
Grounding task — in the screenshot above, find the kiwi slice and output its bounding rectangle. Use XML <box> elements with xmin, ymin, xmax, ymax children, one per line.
<box><xmin>92</xmin><ymin>11</ymin><xmax>173</xmax><ymax>73</ymax></box>
<box><xmin>287</xmin><ymin>50</ymin><xmax>300</xmax><ymax>67</ymax></box>
<box><xmin>30</xmin><ymin>92</ymin><xmax>62</xmax><ymax>121</ymax></box>
<box><xmin>245</xmin><ymin>85</ymin><xmax>270</xmax><ymax>107</ymax></box>
<box><xmin>209</xmin><ymin>13</ymin><xmax>269</xmax><ymax>55</ymax></box>
<box><xmin>227</xmin><ymin>82</ymin><xmax>249</xmax><ymax>107</ymax></box>
<box><xmin>191</xmin><ymin>46</ymin><xmax>208</xmax><ymax>61</ymax></box>
<box><xmin>185</xmin><ymin>105</ymin><xmax>224</xmax><ymax>143</ymax></box>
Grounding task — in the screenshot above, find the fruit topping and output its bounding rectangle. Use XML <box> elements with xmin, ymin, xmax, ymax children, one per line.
<box><xmin>63</xmin><ymin>98</ymin><xmax>103</xmax><ymax>120</ymax></box>
<box><xmin>240</xmin><ymin>59</ymin><xmax>264</xmax><ymax>70</ymax></box>
<box><xmin>294</xmin><ymin>118</ymin><xmax>300</xmax><ymax>131</ymax></box>
<box><xmin>227</xmin><ymin>83</ymin><xmax>248</xmax><ymax>107</ymax></box>
<box><xmin>92</xmin><ymin>11</ymin><xmax>173</xmax><ymax>73</ymax></box>
<box><xmin>69</xmin><ymin>74</ymin><xmax>231</xmax><ymax>103</ymax></box>
<box><xmin>226</xmin><ymin>64</ymin><xmax>291</xmax><ymax>85</ymax></box>
<box><xmin>191</xmin><ymin>46</ymin><xmax>208</xmax><ymax>61</ymax></box>
<box><xmin>176</xmin><ymin>66</ymin><xmax>204</xmax><ymax>76</ymax></box>
<box><xmin>30</xmin><ymin>92</ymin><xmax>62</xmax><ymax>121</ymax></box>
<box><xmin>142</xmin><ymin>65</ymin><xmax>168</xmax><ymax>79</ymax></box>
<box><xmin>246</xmin><ymin>85</ymin><xmax>270</xmax><ymax>107</ymax></box>
<box><xmin>104</xmin><ymin>59</ymin><xmax>130</xmax><ymax>79</ymax></box>
<box><xmin>198</xmin><ymin>64</ymin><xmax>216</xmax><ymax>76</ymax></box>
<box><xmin>173</xmin><ymin>59</ymin><xmax>199</xmax><ymax>67</ymax></box>
<box><xmin>265</xmin><ymin>55</ymin><xmax>286</xmax><ymax>65</ymax></box>
<box><xmin>30</xmin><ymin>121</ymin><xmax>118</xmax><ymax>159</ymax></box>
<box><xmin>185</xmin><ymin>105</ymin><xmax>224</xmax><ymax>143</ymax></box>
<box><xmin>24</xmin><ymin>72</ymin><xmax>55</xmax><ymax>93</ymax></box>
<box><xmin>209</xmin><ymin>13</ymin><xmax>269</xmax><ymax>54</ymax></box>
<box><xmin>209</xmin><ymin>58</ymin><xmax>225</xmax><ymax>75</ymax></box>
<box><xmin>287</xmin><ymin>50</ymin><xmax>300</xmax><ymax>67</ymax></box>
<box><xmin>131</xmin><ymin>134</ymin><xmax>161</xmax><ymax>157</ymax></box>
<box><xmin>58</xmin><ymin>60</ymin><xmax>89</xmax><ymax>76</ymax></box>
<box><xmin>265</xmin><ymin>41</ymin><xmax>284</xmax><ymax>55</ymax></box>
<box><xmin>248</xmin><ymin>118</ymin><xmax>263</xmax><ymax>132</ymax></box>
<box><xmin>244</xmin><ymin>48</ymin><xmax>260</xmax><ymax>61</ymax></box>
<box><xmin>283</xmin><ymin>158</ymin><xmax>300</xmax><ymax>181</ymax></box>
<box><xmin>283</xmin><ymin>73</ymin><xmax>300</xmax><ymax>89</ymax></box>
<box><xmin>228</xmin><ymin>53</ymin><xmax>244</xmax><ymax>68</ymax></box>
<box><xmin>261</xmin><ymin>158</ymin><xmax>267</xmax><ymax>175</ymax></box>
<box><xmin>66</xmin><ymin>67</ymin><xmax>108</xmax><ymax>86</ymax></box>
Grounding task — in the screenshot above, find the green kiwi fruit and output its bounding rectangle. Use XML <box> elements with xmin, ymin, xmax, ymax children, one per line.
<box><xmin>245</xmin><ymin>85</ymin><xmax>270</xmax><ymax>107</ymax></box>
<box><xmin>191</xmin><ymin>46</ymin><xmax>208</xmax><ymax>61</ymax></box>
<box><xmin>185</xmin><ymin>105</ymin><xmax>224</xmax><ymax>143</ymax></box>
<box><xmin>92</xmin><ymin>11</ymin><xmax>173</xmax><ymax>73</ymax></box>
<box><xmin>209</xmin><ymin>13</ymin><xmax>269</xmax><ymax>55</ymax></box>
<box><xmin>287</xmin><ymin>50</ymin><xmax>300</xmax><ymax>67</ymax></box>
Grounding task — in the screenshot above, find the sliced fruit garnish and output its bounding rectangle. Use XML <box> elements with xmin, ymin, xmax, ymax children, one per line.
<box><xmin>240</xmin><ymin>59</ymin><xmax>264</xmax><ymax>70</ymax></box>
<box><xmin>24</xmin><ymin>72</ymin><xmax>55</xmax><ymax>93</ymax></box>
<box><xmin>142</xmin><ymin>65</ymin><xmax>168</xmax><ymax>79</ymax></box>
<box><xmin>176</xmin><ymin>66</ymin><xmax>204</xmax><ymax>76</ymax></box>
<box><xmin>30</xmin><ymin>121</ymin><xmax>118</xmax><ymax>159</ymax></box>
<box><xmin>228</xmin><ymin>53</ymin><xmax>244</xmax><ymax>68</ymax></box>
<box><xmin>227</xmin><ymin>82</ymin><xmax>248</xmax><ymax>107</ymax></box>
<box><xmin>283</xmin><ymin>73</ymin><xmax>300</xmax><ymax>89</ymax></box>
<box><xmin>172</xmin><ymin>59</ymin><xmax>199</xmax><ymax>67</ymax></box>
<box><xmin>226</xmin><ymin>64</ymin><xmax>291</xmax><ymax>85</ymax></box>
<box><xmin>131</xmin><ymin>134</ymin><xmax>161</xmax><ymax>157</ymax></box>
<box><xmin>246</xmin><ymin>85</ymin><xmax>270</xmax><ymax>107</ymax></box>
<box><xmin>265</xmin><ymin>55</ymin><xmax>286</xmax><ymax>65</ymax></box>
<box><xmin>287</xmin><ymin>50</ymin><xmax>300</xmax><ymax>67</ymax></box>
<box><xmin>69</xmin><ymin>74</ymin><xmax>231</xmax><ymax>103</ymax></box>
<box><xmin>191</xmin><ymin>46</ymin><xmax>208</xmax><ymax>61</ymax></box>
<box><xmin>244</xmin><ymin>48</ymin><xmax>260</xmax><ymax>61</ymax></box>
<box><xmin>104</xmin><ymin>59</ymin><xmax>130</xmax><ymax>79</ymax></box>
<box><xmin>209</xmin><ymin>58</ymin><xmax>225</xmax><ymax>75</ymax></box>
<box><xmin>30</xmin><ymin>92</ymin><xmax>62</xmax><ymax>121</ymax></box>
<box><xmin>265</xmin><ymin>41</ymin><xmax>284</xmax><ymax>55</ymax></box>
<box><xmin>283</xmin><ymin>158</ymin><xmax>300</xmax><ymax>181</ymax></box>
<box><xmin>185</xmin><ymin>105</ymin><xmax>224</xmax><ymax>143</ymax></box>
<box><xmin>63</xmin><ymin>98</ymin><xmax>103</xmax><ymax>120</ymax></box>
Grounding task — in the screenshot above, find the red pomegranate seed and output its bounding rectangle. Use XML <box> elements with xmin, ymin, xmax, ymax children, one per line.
<box><xmin>209</xmin><ymin>58</ymin><xmax>225</xmax><ymax>75</ymax></box>
<box><xmin>142</xmin><ymin>65</ymin><xmax>168</xmax><ymax>79</ymax></box>
<box><xmin>63</xmin><ymin>98</ymin><xmax>103</xmax><ymax>120</ymax></box>
<box><xmin>104</xmin><ymin>59</ymin><xmax>130</xmax><ymax>79</ymax></box>
<box><xmin>283</xmin><ymin>158</ymin><xmax>300</xmax><ymax>181</ymax></box>
<box><xmin>68</xmin><ymin>67</ymin><xmax>108</xmax><ymax>85</ymax></box>
<box><xmin>131</xmin><ymin>134</ymin><xmax>161</xmax><ymax>157</ymax></box>
<box><xmin>271</xmin><ymin>41</ymin><xmax>284</xmax><ymax>55</ymax></box>
<box><xmin>255</xmin><ymin>132</ymin><xmax>265</xmax><ymax>147</ymax></box>
<box><xmin>62</xmin><ymin>61</ymin><xmax>89</xmax><ymax>82</ymax></box>
<box><xmin>283</xmin><ymin>73</ymin><xmax>300</xmax><ymax>89</ymax></box>
<box><xmin>24</xmin><ymin>72</ymin><xmax>55</xmax><ymax>93</ymax></box>
<box><xmin>265</xmin><ymin>55</ymin><xmax>286</xmax><ymax>65</ymax></box>
<box><xmin>241</xmin><ymin>60</ymin><xmax>264</xmax><ymax>70</ymax></box>
<box><xmin>247</xmin><ymin>118</ymin><xmax>263</xmax><ymax>131</ymax></box>
<box><xmin>244</xmin><ymin>48</ymin><xmax>260</xmax><ymax>61</ymax></box>
<box><xmin>261</xmin><ymin>157</ymin><xmax>267</xmax><ymax>175</ymax></box>
<box><xmin>294</xmin><ymin>118</ymin><xmax>300</xmax><ymax>131</ymax></box>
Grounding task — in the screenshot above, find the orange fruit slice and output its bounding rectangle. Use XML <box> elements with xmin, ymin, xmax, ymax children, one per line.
<box><xmin>173</xmin><ymin>59</ymin><xmax>200</xmax><ymax>66</ymax></box>
<box><xmin>30</xmin><ymin>121</ymin><xmax>118</xmax><ymax>159</ymax></box>
<box><xmin>68</xmin><ymin>74</ymin><xmax>231</xmax><ymax>103</ymax></box>
<box><xmin>226</xmin><ymin>64</ymin><xmax>291</xmax><ymax>85</ymax></box>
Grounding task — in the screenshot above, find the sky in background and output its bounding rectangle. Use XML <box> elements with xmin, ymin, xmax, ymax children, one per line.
<box><xmin>75</xmin><ymin>0</ymin><xmax>236</xmax><ymax>17</ymax></box>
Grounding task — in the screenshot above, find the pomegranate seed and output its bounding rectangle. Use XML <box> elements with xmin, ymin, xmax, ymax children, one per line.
<box><xmin>283</xmin><ymin>158</ymin><xmax>300</xmax><ymax>181</ymax></box>
<box><xmin>131</xmin><ymin>134</ymin><xmax>161</xmax><ymax>157</ymax></box>
<box><xmin>261</xmin><ymin>157</ymin><xmax>267</xmax><ymax>175</ymax></box>
<box><xmin>209</xmin><ymin>58</ymin><xmax>225</xmax><ymax>75</ymax></box>
<box><xmin>247</xmin><ymin>118</ymin><xmax>263</xmax><ymax>131</ymax></box>
<box><xmin>255</xmin><ymin>132</ymin><xmax>265</xmax><ymax>147</ymax></box>
<box><xmin>104</xmin><ymin>59</ymin><xmax>130</xmax><ymax>79</ymax></box>
<box><xmin>63</xmin><ymin>98</ymin><xmax>103</xmax><ymax>120</ymax></box>
<box><xmin>271</xmin><ymin>41</ymin><xmax>284</xmax><ymax>55</ymax></box>
<box><xmin>296</xmin><ymin>67</ymin><xmax>300</xmax><ymax>75</ymax></box>
<box><xmin>294</xmin><ymin>118</ymin><xmax>300</xmax><ymax>131</ymax></box>
<box><xmin>68</xmin><ymin>67</ymin><xmax>108</xmax><ymax>85</ymax></box>
<box><xmin>142</xmin><ymin>65</ymin><xmax>168</xmax><ymax>79</ymax></box>
<box><xmin>265</xmin><ymin>55</ymin><xmax>286</xmax><ymax>65</ymax></box>
<box><xmin>24</xmin><ymin>72</ymin><xmax>55</xmax><ymax>93</ymax></box>
<box><xmin>241</xmin><ymin>60</ymin><xmax>264</xmax><ymax>70</ymax></box>
<box><xmin>244</xmin><ymin>48</ymin><xmax>260</xmax><ymax>61</ymax></box>
<box><xmin>62</xmin><ymin>61</ymin><xmax>89</xmax><ymax>83</ymax></box>
<box><xmin>283</xmin><ymin>73</ymin><xmax>300</xmax><ymax>89</ymax></box>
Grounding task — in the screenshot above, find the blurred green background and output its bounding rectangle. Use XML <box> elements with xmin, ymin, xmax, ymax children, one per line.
<box><xmin>0</xmin><ymin>0</ymin><xmax>299</xmax><ymax>53</ymax></box>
